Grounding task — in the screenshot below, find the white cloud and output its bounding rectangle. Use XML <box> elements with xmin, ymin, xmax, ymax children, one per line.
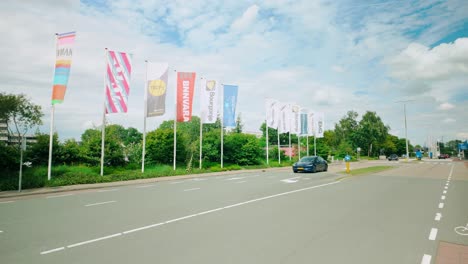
<box><xmin>438</xmin><ymin>103</ymin><xmax>455</xmax><ymax>110</ymax></box>
<box><xmin>332</xmin><ymin>65</ymin><xmax>345</xmax><ymax>73</ymax></box>
<box><xmin>443</xmin><ymin>118</ymin><xmax>456</xmax><ymax>123</ymax></box>
<box><xmin>231</xmin><ymin>5</ymin><xmax>260</xmax><ymax>32</ymax></box>
<box><xmin>387</xmin><ymin>38</ymin><xmax>468</xmax><ymax>81</ymax></box>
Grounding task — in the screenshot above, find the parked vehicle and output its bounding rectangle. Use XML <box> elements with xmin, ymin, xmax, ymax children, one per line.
<box><xmin>388</xmin><ymin>154</ymin><xmax>399</xmax><ymax>161</ymax></box>
<box><xmin>292</xmin><ymin>156</ymin><xmax>328</xmax><ymax>173</ymax></box>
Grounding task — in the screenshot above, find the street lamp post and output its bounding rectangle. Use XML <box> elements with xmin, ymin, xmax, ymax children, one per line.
<box><xmin>396</xmin><ymin>100</ymin><xmax>414</xmax><ymax>162</ymax></box>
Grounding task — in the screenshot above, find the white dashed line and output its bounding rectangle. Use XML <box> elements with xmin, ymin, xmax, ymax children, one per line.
<box><xmin>40</xmin><ymin>247</ymin><xmax>65</xmax><ymax>255</ymax></box>
<box><xmin>85</xmin><ymin>201</ymin><xmax>116</xmax><ymax>207</ymax></box>
<box><xmin>421</xmin><ymin>254</ymin><xmax>431</xmax><ymax>264</ymax></box>
<box><xmin>439</xmin><ymin>203</ymin><xmax>444</xmax><ymax>209</ymax></box>
<box><xmin>443</xmin><ymin>190</ymin><xmax>447</xmax><ymax>194</ymax></box>
<box><xmin>444</xmin><ymin>186</ymin><xmax>448</xmax><ymax>189</ymax></box>
<box><xmin>46</xmin><ymin>194</ymin><xmax>73</xmax><ymax>199</ymax></box>
<box><xmin>183</xmin><ymin>188</ymin><xmax>200</xmax><ymax>192</ymax></box>
<box><xmin>40</xmin><ymin>180</ymin><xmax>340</xmax><ymax>255</ymax></box>
<box><xmin>97</xmin><ymin>188</ymin><xmax>119</xmax><ymax>193</ymax></box>
<box><xmin>435</xmin><ymin>213</ymin><xmax>442</xmax><ymax>221</ymax></box>
<box><xmin>226</xmin><ymin>177</ymin><xmax>245</xmax><ymax>181</ymax></box>
<box><xmin>428</xmin><ymin>228</ymin><xmax>438</xmax><ymax>240</ymax></box>
<box><xmin>441</xmin><ymin>195</ymin><xmax>446</xmax><ymax>200</ymax></box>
<box><xmin>235</xmin><ymin>181</ymin><xmax>247</xmax><ymax>184</ymax></box>
<box><xmin>0</xmin><ymin>230</ymin><xmax>3</xmax><ymax>233</ymax></box>
<box><xmin>170</xmin><ymin>181</ymin><xmax>185</xmax><ymax>184</ymax></box>
<box><xmin>135</xmin><ymin>184</ymin><xmax>157</xmax><ymax>188</ymax></box>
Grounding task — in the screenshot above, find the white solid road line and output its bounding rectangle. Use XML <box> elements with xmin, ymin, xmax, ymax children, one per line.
<box><xmin>183</xmin><ymin>188</ymin><xmax>201</xmax><ymax>192</ymax></box>
<box><xmin>0</xmin><ymin>201</ymin><xmax>15</xmax><ymax>204</ymax></box>
<box><xmin>429</xmin><ymin>228</ymin><xmax>438</xmax><ymax>240</ymax></box>
<box><xmin>421</xmin><ymin>254</ymin><xmax>432</xmax><ymax>264</ymax></box>
<box><xmin>85</xmin><ymin>201</ymin><xmax>116</xmax><ymax>207</ymax></box>
<box><xmin>40</xmin><ymin>180</ymin><xmax>340</xmax><ymax>255</ymax></box>
<box><xmin>435</xmin><ymin>213</ymin><xmax>442</xmax><ymax>221</ymax></box>
<box><xmin>46</xmin><ymin>194</ymin><xmax>74</xmax><ymax>199</ymax></box>
<box><xmin>439</xmin><ymin>203</ymin><xmax>444</xmax><ymax>209</ymax></box>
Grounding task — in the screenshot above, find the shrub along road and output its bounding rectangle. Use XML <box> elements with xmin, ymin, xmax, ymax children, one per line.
<box><xmin>0</xmin><ymin>159</ymin><xmax>466</xmax><ymax>264</ymax></box>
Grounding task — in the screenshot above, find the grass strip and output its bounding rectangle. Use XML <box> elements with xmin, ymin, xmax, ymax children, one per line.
<box><xmin>339</xmin><ymin>166</ymin><xmax>394</xmax><ymax>177</ymax></box>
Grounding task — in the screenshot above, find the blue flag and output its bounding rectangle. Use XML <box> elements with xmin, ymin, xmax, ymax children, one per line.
<box><xmin>300</xmin><ymin>112</ymin><xmax>308</xmax><ymax>135</ymax></box>
<box><xmin>223</xmin><ymin>85</ymin><xmax>238</xmax><ymax>127</ymax></box>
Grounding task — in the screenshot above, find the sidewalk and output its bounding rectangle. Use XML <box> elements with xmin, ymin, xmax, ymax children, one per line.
<box><xmin>0</xmin><ymin>167</ymin><xmax>291</xmax><ymax>200</ymax></box>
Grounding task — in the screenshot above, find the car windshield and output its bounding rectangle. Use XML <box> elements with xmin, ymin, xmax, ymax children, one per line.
<box><xmin>299</xmin><ymin>157</ymin><xmax>316</xmax><ymax>162</ymax></box>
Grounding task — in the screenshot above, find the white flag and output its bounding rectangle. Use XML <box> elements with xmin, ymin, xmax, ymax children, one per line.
<box><xmin>265</xmin><ymin>98</ymin><xmax>279</xmax><ymax>128</ymax></box>
<box><xmin>290</xmin><ymin>104</ymin><xmax>301</xmax><ymax>135</ymax></box>
<box><xmin>315</xmin><ymin>112</ymin><xmax>325</xmax><ymax>138</ymax></box>
<box><xmin>200</xmin><ymin>79</ymin><xmax>219</xmax><ymax>124</ymax></box>
<box><xmin>278</xmin><ymin>103</ymin><xmax>290</xmax><ymax>133</ymax></box>
<box><xmin>307</xmin><ymin>111</ymin><xmax>315</xmax><ymax>136</ymax></box>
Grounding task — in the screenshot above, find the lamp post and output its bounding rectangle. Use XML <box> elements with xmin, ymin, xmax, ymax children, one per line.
<box><xmin>396</xmin><ymin>100</ymin><xmax>414</xmax><ymax>162</ymax></box>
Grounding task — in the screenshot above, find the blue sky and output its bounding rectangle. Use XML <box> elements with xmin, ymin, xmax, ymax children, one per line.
<box><xmin>0</xmin><ymin>0</ymin><xmax>467</xmax><ymax>147</ymax></box>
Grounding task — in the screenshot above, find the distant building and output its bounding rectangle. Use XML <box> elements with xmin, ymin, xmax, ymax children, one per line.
<box><xmin>0</xmin><ymin>120</ymin><xmax>37</xmax><ymax>147</ymax></box>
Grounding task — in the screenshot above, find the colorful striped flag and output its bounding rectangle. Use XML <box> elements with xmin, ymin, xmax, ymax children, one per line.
<box><xmin>105</xmin><ymin>50</ymin><xmax>132</xmax><ymax>113</ymax></box>
<box><xmin>51</xmin><ymin>31</ymin><xmax>76</xmax><ymax>105</ymax></box>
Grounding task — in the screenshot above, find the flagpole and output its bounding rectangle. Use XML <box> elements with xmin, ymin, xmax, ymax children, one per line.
<box><xmin>47</xmin><ymin>33</ymin><xmax>58</xmax><ymax>181</ymax></box>
<box><xmin>142</xmin><ymin>60</ymin><xmax>148</xmax><ymax>173</ymax></box>
<box><xmin>100</xmin><ymin>48</ymin><xmax>108</xmax><ymax>176</ymax></box>
<box><xmin>314</xmin><ymin>135</ymin><xmax>317</xmax><ymax>156</ymax></box>
<box><xmin>220</xmin><ymin>84</ymin><xmax>224</xmax><ymax>168</ymax></box>
<box><xmin>173</xmin><ymin>70</ymin><xmax>177</xmax><ymax>171</ymax></box>
<box><xmin>199</xmin><ymin>77</ymin><xmax>203</xmax><ymax>170</ymax></box>
<box><xmin>47</xmin><ymin>105</ymin><xmax>55</xmax><ymax>180</ymax></box>
<box><xmin>307</xmin><ymin>135</ymin><xmax>309</xmax><ymax>156</ymax></box>
<box><xmin>277</xmin><ymin>130</ymin><xmax>281</xmax><ymax>164</ymax></box>
<box><xmin>298</xmin><ymin>135</ymin><xmax>301</xmax><ymax>160</ymax></box>
<box><xmin>265</xmin><ymin>100</ymin><xmax>269</xmax><ymax>165</ymax></box>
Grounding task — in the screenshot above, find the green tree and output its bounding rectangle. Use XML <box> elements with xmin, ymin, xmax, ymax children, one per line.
<box><xmin>224</xmin><ymin>133</ymin><xmax>262</xmax><ymax>165</ymax></box>
<box><xmin>79</xmin><ymin>127</ymin><xmax>125</xmax><ymax>166</ymax></box>
<box><xmin>145</xmin><ymin>128</ymin><xmax>187</xmax><ymax>164</ymax></box>
<box><xmin>0</xmin><ymin>93</ymin><xmax>43</xmax><ymax>149</ymax></box>
<box><xmin>59</xmin><ymin>138</ymin><xmax>81</xmax><ymax>165</ymax></box>
<box><xmin>234</xmin><ymin>114</ymin><xmax>243</xmax><ymax>133</ymax></box>
<box><xmin>353</xmin><ymin>111</ymin><xmax>389</xmax><ymax>156</ymax></box>
<box><xmin>334</xmin><ymin>111</ymin><xmax>359</xmax><ymax>147</ymax></box>
<box><xmin>26</xmin><ymin>133</ymin><xmax>60</xmax><ymax>166</ymax></box>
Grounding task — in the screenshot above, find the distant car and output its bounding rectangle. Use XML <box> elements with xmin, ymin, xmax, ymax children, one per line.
<box><xmin>388</xmin><ymin>154</ymin><xmax>399</xmax><ymax>161</ymax></box>
<box><xmin>292</xmin><ymin>156</ymin><xmax>328</xmax><ymax>173</ymax></box>
<box><xmin>438</xmin><ymin>154</ymin><xmax>449</xmax><ymax>159</ymax></box>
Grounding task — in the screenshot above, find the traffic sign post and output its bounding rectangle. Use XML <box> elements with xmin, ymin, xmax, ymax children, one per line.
<box><xmin>345</xmin><ymin>154</ymin><xmax>351</xmax><ymax>174</ymax></box>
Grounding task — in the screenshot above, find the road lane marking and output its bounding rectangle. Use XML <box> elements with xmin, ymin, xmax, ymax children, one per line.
<box><xmin>97</xmin><ymin>188</ymin><xmax>119</xmax><ymax>193</ymax></box>
<box><xmin>435</xmin><ymin>213</ymin><xmax>442</xmax><ymax>221</ymax></box>
<box><xmin>0</xmin><ymin>230</ymin><xmax>3</xmax><ymax>233</ymax></box>
<box><xmin>183</xmin><ymin>188</ymin><xmax>200</xmax><ymax>192</ymax></box>
<box><xmin>135</xmin><ymin>184</ymin><xmax>157</xmax><ymax>188</ymax></box>
<box><xmin>40</xmin><ymin>247</ymin><xmax>65</xmax><ymax>255</ymax></box>
<box><xmin>421</xmin><ymin>254</ymin><xmax>431</xmax><ymax>264</ymax></box>
<box><xmin>85</xmin><ymin>201</ymin><xmax>116</xmax><ymax>207</ymax></box>
<box><xmin>170</xmin><ymin>181</ymin><xmax>185</xmax><ymax>184</ymax></box>
<box><xmin>444</xmin><ymin>186</ymin><xmax>448</xmax><ymax>189</ymax></box>
<box><xmin>46</xmin><ymin>194</ymin><xmax>73</xmax><ymax>199</ymax></box>
<box><xmin>429</xmin><ymin>228</ymin><xmax>438</xmax><ymax>240</ymax></box>
<box><xmin>67</xmin><ymin>233</ymin><xmax>122</xmax><ymax>248</ymax></box>
<box><xmin>226</xmin><ymin>177</ymin><xmax>245</xmax><ymax>181</ymax></box>
<box><xmin>192</xmin><ymin>178</ymin><xmax>206</xmax><ymax>181</ymax></box>
<box><xmin>235</xmin><ymin>181</ymin><xmax>247</xmax><ymax>184</ymax></box>
<box><xmin>443</xmin><ymin>190</ymin><xmax>447</xmax><ymax>194</ymax></box>
<box><xmin>0</xmin><ymin>201</ymin><xmax>14</xmax><ymax>204</ymax></box>
<box><xmin>441</xmin><ymin>195</ymin><xmax>446</xmax><ymax>200</ymax></box>
<box><xmin>40</xmin><ymin>180</ymin><xmax>340</xmax><ymax>255</ymax></box>
<box><xmin>439</xmin><ymin>203</ymin><xmax>444</xmax><ymax>209</ymax></box>
<box><xmin>281</xmin><ymin>177</ymin><xmax>300</xmax><ymax>183</ymax></box>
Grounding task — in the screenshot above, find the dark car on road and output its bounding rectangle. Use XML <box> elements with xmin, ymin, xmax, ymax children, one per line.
<box><xmin>292</xmin><ymin>156</ymin><xmax>328</xmax><ymax>173</ymax></box>
<box><xmin>388</xmin><ymin>154</ymin><xmax>399</xmax><ymax>161</ymax></box>
<box><xmin>438</xmin><ymin>154</ymin><xmax>449</xmax><ymax>159</ymax></box>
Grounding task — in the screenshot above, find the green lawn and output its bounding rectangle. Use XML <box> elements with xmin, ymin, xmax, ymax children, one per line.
<box><xmin>340</xmin><ymin>165</ymin><xmax>394</xmax><ymax>176</ymax></box>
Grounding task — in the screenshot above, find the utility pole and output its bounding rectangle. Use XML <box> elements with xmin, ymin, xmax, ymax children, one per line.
<box><xmin>396</xmin><ymin>100</ymin><xmax>414</xmax><ymax>161</ymax></box>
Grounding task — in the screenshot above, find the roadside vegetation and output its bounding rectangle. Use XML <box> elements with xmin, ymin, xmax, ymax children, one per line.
<box><xmin>0</xmin><ymin>92</ymin><xmax>464</xmax><ymax>191</ymax></box>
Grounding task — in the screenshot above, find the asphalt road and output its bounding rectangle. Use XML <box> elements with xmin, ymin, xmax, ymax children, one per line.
<box><xmin>0</xmin><ymin>160</ymin><xmax>467</xmax><ymax>264</ymax></box>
